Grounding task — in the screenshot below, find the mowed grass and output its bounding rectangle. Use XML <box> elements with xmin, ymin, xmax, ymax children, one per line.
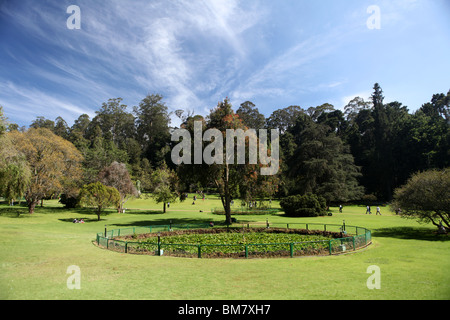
<box><xmin>0</xmin><ymin>195</ymin><xmax>449</xmax><ymax>300</ymax></box>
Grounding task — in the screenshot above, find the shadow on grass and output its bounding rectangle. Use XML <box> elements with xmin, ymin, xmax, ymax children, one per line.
<box><xmin>55</xmin><ymin>208</ymin><xmax>116</xmax><ymax>223</ymax></box>
<box><xmin>59</xmin><ymin>218</ymin><xmax>100</xmax><ymax>223</ymax></box>
<box><xmin>111</xmin><ymin>217</ymin><xmax>225</xmax><ymax>228</ymax></box>
<box><xmin>0</xmin><ymin>204</ymin><xmax>82</xmax><ymax>216</ymax></box>
<box><xmin>0</xmin><ymin>206</ymin><xmax>29</xmax><ymax>218</ymax></box>
<box><xmin>373</xmin><ymin>226</ymin><xmax>449</xmax><ymax>242</ymax></box>
<box><xmin>58</xmin><ymin>209</ymin><xmax>165</xmax><ymax>223</ymax></box>
<box><xmin>124</xmin><ymin>209</ymin><xmax>164</xmax><ymax>215</ymax></box>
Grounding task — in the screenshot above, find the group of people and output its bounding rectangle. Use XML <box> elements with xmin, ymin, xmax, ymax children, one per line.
<box><xmin>337</xmin><ymin>204</ymin><xmax>382</xmax><ymax>215</ymax></box>
<box><xmin>72</xmin><ymin>218</ymin><xmax>85</xmax><ymax>223</ymax></box>
<box><xmin>365</xmin><ymin>205</ymin><xmax>382</xmax><ymax>215</ymax></box>
<box><xmin>191</xmin><ymin>193</ymin><xmax>207</xmax><ymax>205</ymax></box>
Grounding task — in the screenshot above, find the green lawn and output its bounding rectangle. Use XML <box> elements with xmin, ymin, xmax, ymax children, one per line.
<box><xmin>0</xmin><ymin>195</ymin><xmax>449</xmax><ymax>300</ymax></box>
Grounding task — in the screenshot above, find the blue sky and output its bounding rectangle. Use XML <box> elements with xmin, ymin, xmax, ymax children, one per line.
<box><xmin>1</xmin><ymin>0</ymin><xmax>449</xmax><ymax>128</ymax></box>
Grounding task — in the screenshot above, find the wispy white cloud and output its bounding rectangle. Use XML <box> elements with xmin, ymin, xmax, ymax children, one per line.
<box><xmin>1</xmin><ymin>0</ymin><xmax>266</xmax><ymax>120</ymax></box>
<box><xmin>229</xmin><ymin>25</ymin><xmax>351</xmax><ymax>108</ymax></box>
<box><xmin>74</xmin><ymin>0</ymin><xmax>266</xmax><ymax>109</ymax></box>
<box><xmin>0</xmin><ymin>0</ymin><xmax>377</xmax><ymax>120</ymax></box>
<box><xmin>1</xmin><ymin>0</ymin><xmax>448</xmax><ymax>127</ymax></box>
<box><xmin>0</xmin><ymin>81</ymin><xmax>95</xmax><ymax>124</ymax></box>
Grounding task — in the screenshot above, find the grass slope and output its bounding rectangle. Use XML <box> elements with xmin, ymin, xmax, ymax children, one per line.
<box><xmin>0</xmin><ymin>195</ymin><xmax>449</xmax><ymax>300</ymax></box>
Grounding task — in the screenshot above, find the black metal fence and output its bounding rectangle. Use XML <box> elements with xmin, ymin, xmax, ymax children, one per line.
<box><xmin>96</xmin><ymin>222</ymin><xmax>372</xmax><ymax>259</ymax></box>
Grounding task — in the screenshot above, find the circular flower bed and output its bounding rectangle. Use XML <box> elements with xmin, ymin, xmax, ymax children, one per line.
<box><xmin>97</xmin><ymin>223</ymin><xmax>372</xmax><ymax>258</ymax></box>
<box><xmin>112</xmin><ymin>227</ymin><xmax>356</xmax><ymax>258</ymax></box>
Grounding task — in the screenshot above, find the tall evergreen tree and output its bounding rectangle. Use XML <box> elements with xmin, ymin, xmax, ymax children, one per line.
<box><xmin>286</xmin><ymin>115</ymin><xmax>364</xmax><ymax>204</ymax></box>
<box><xmin>89</xmin><ymin>98</ymin><xmax>135</xmax><ymax>147</ymax></box>
<box><xmin>266</xmin><ymin>105</ymin><xmax>304</xmax><ymax>133</ymax></box>
<box><xmin>134</xmin><ymin>94</ymin><xmax>171</xmax><ymax>166</ymax></box>
<box><xmin>236</xmin><ymin>101</ymin><xmax>266</xmax><ymax>129</ymax></box>
<box><xmin>53</xmin><ymin>117</ymin><xmax>70</xmax><ymax>140</ymax></box>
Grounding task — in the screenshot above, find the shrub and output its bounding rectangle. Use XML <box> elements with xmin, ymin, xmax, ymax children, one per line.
<box><xmin>59</xmin><ymin>194</ymin><xmax>79</xmax><ymax>208</ymax></box>
<box><xmin>392</xmin><ymin>168</ymin><xmax>450</xmax><ymax>232</ymax></box>
<box><xmin>280</xmin><ymin>193</ymin><xmax>327</xmax><ymax>217</ymax></box>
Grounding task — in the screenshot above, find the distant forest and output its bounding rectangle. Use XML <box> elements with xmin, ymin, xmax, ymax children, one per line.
<box><xmin>3</xmin><ymin>83</ymin><xmax>449</xmax><ymax>203</ymax></box>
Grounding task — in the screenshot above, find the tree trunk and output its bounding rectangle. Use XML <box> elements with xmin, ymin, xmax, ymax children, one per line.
<box><xmin>97</xmin><ymin>207</ymin><xmax>102</xmax><ymax>221</ymax></box>
<box><xmin>224</xmin><ymin>197</ymin><xmax>231</xmax><ymax>225</ymax></box>
<box><xmin>28</xmin><ymin>200</ymin><xmax>37</xmax><ymax>214</ymax></box>
<box><xmin>434</xmin><ymin>211</ymin><xmax>449</xmax><ymax>231</ymax></box>
<box><xmin>215</xmin><ymin>179</ymin><xmax>232</xmax><ymax>225</ymax></box>
<box><xmin>163</xmin><ymin>202</ymin><xmax>166</xmax><ymax>213</ymax></box>
<box><xmin>223</xmin><ymin>164</ymin><xmax>232</xmax><ymax>225</ymax></box>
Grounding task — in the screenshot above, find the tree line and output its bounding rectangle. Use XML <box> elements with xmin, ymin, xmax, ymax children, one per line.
<box><xmin>0</xmin><ymin>83</ymin><xmax>449</xmax><ymax>221</ymax></box>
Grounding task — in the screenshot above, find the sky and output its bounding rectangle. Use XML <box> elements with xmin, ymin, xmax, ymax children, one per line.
<box><xmin>0</xmin><ymin>0</ymin><xmax>449</xmax><ymax>128</ymax></box>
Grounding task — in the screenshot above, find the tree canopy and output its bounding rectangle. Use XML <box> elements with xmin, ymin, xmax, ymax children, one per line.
<box><xmin>8</xmin><ymin>128</ymin><xmax>83</xmax><ymax>213</ymax></box>
<box><xmin>79</xmin><ymin>182</ymin><xmax>120</xmax><ymax>221</ymax></box>
<box><xmin>1</xmin><ymin>84</ymin><xmax>449</xmax><ymax>225</ymax></box>
<box><xmin>392</xmin><ymin>168</ymin><xmax>449</xmax><ymax>232</ymax></box>
<box><xmin>150</xmin><ymin>162</ymin><xmax>179</xmax><ymax>213</ymax></box>
<box><xmin>98</xmin><ymin>161</ymin><xmax>138</xmax><ymax>212</ymax></box>
<box><xmin>0</xmin><ymin>108</ymin><xmax>31</xmax><ymax>203</ymax></box>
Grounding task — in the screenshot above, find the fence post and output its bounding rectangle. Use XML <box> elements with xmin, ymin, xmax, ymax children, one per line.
<box><xmin>328</xmin><ymin>240</ymin><xmax>332</xmax><ymax>255</ymax></box>
<box><xmin>245</xmin><ymin>245</ymin><xmax>248</xmax><ymax>258</ymax></box>
<box><xmin>125</xmin><ymin>241</ymin><xmax>128</xmax><ymax>254</ymax></box>
<box><xmin>353</xmin><ymin>236</ymin><xmax>356</xmax><ymax>251</ymax></box>
<box><xmin>290</xmin><ymin>243</ymin><xmax>294</xmax><ymax>258</ymax></box>
<box><xmin>157</xmin><ymin>234</ymin><xmax>161</xmax><ymax>256</ymax></box>
<box><xmin>198</xmin><ymin>245</ymin><xmax>202</xmax><ymax>258</ymax></box>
